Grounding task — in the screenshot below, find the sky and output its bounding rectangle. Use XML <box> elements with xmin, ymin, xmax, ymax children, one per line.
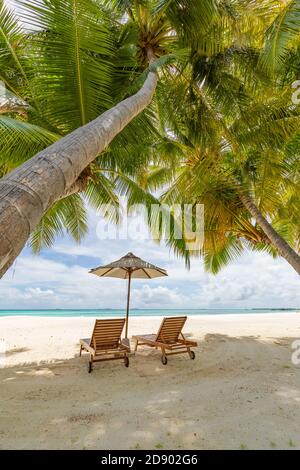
<box><xmin>1</xmin><ymin>0</ymin><xmax>300</xmax><ymax>310</ymax></box>
<box><xmin>1</xmin><ymin>207</ymin><xmax>300</xmax><ymax>310</ymax></box>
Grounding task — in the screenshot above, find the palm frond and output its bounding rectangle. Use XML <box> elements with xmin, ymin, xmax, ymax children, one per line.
<box><xmin>154</xmin><ymin>0</ymin><xmax>218</xmax><ymax>45</ymax></box>
<box><xmin>29</xmin><ymin>194</ymin><xmax>88</xmax><ymax>253</ymax></box>
<box><xmin>17</xmin><ymin>0</ymin><xmax>114</xmax><ymax>132</ymax></box>
<box><xmin>203</xmin><ymin>235</ymin><xmax>243</xmax><ymax>274</ymax></box>
<box><xmin>0</xmin><ymin>116</ymin><xmax>59</xmax><ymax>170</ymax></box>
<box><xmin>260</xmin><ymin>0</ymin><xmax>300</xmax><ymax>72</ymax></box>
<box><xmin>0</xmin><ymin>0</ymin><xmax>31</xmax><ymax>98</ymax></box>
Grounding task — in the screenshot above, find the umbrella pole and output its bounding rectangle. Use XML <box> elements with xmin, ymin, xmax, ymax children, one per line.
<box><xmin>125</xmin><ymin>271</ymin><xmax>132</xmax><ymax>339</ymax></box>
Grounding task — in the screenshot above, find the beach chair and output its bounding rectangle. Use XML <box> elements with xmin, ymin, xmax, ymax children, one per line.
<box><xmin>79</xmin><ymin>318</ymin><xmax>130</xmax><ymax>373</ymax></box>
<box><xmin>133</xmin><ymin>316</ymin><xmax>197</xmax><ymax>365</ymax></box>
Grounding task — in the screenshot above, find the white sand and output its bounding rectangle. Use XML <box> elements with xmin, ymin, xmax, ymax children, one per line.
<box><xmin>0</xmin><ymin>313</ymin><xmax>300</xmax><ymax>450</ymax></box>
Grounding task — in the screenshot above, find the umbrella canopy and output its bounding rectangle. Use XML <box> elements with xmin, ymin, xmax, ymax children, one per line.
<box><xmin>90</xmin><ymin>252</ymin><xmax>168</xmax><ymax>338</ymax></box>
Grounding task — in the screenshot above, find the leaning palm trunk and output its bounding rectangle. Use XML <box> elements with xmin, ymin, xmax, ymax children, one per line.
<box><xmin>0</xmin><ymin>69</ymin><xmax>158</xmax><ymax>278</ymax></box>
<box><xmin>239</xmin><ymin>192</ymin><xmax>300</xmax><ymax>275</ymax></box>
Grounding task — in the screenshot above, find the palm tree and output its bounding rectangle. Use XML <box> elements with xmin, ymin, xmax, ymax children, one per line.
<box><xmin>156</xmin><ymin>26</ymin><xmax>300</xmax><ymax>274</ymax></box>
<box><xmin>0</xmin><ymin>0</ymin><xmax>163</xmax><ymax>274</ymax></box>
<box><xmin>0</xmin><ymin>0</ymin><xmax>245</xmax><ymax>276</ymax></box>
<box><xmin>0</xmin><ymin>0</ymin><xmax>300</xmax><ymax>277</ymax></box>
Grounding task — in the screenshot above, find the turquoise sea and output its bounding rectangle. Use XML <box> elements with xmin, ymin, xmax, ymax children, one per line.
<box><xmin>0</xmin><ymin>308</ymin><xmax>298</xmax><ymax>317</ymax></box>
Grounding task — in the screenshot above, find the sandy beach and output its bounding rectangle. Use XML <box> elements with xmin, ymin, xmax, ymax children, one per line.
<box><xmin>0</xmin><ymin>313</ymin><xmax>300</xmax><ymax>450</ymax></box>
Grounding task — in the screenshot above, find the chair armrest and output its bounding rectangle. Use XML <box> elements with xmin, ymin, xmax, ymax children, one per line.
<box><xmin>121</xmin><ymin>338</ymin><xmax>131</xmax><ymax>351</ymax></box>
<box><xmin>80</xmin><ymin>339</ymin><xmax>95</xmax><ymax>354</ymax></box>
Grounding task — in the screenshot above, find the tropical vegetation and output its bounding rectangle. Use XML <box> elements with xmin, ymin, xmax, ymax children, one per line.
<box><xmin>0</xmin><ymin>0</ymin><xmax>300</xmax><ymax>276</ymax></box>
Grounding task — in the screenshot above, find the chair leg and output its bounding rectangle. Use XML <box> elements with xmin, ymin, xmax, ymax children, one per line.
<box><xmin>124</xmin><ymin>354</ymin><xmax>129</xmax><ymax>367</ymax></box>
<box><xmin>161</xmin><ymin>347</ymin><xmax>168</xmax><ymax>365</ymax></box>
<box><xmin>188</xmin><ymin>348</ymin><xmax>195</xmax><ymax>360</ymax></box>
<box><xmin>134</xmin><ymin>340</ymin><xmax>139</xmax><ymax>352</ymax></box>
<box><xmin>88</xmin><ymin>354</ymin><xmax>93</xmax><ymax>373</ymax></box>
<box><xmin>79</xmin><ymin>345</ymin><xmax>82</xmax><ymax>357</ymax></box>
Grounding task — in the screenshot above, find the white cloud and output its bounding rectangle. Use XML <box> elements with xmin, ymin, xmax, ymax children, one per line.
<box><xmin>52</xmin><ymin>244</ymin><xmax>99</xmax><ymax>257</ymax></box>
<box><xmin>24</xmin><ymin>288</ymin><xmax>54</xmax><ymax>299</ymax></box>
<box><xmin>132</xmin><ymin>284</ymin><xmax>186</xmax><ymax>307</ymax></box>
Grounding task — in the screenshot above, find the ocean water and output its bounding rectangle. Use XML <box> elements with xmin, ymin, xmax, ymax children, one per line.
<box><xmin>0</xmin><ymin>308</ymin><xmax>298</xmax><ymax>317</ymax></box>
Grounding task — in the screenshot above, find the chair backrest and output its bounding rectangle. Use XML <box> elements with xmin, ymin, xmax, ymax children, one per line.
<box><xmin>156</xmin><ymin>316</ymin><xmax>187</xmax><ymax>343</ymax></box>
<box><xmin>90</xmin><ymin>318</ymin><xmax>125</xmax><ymax>351</ymax></box>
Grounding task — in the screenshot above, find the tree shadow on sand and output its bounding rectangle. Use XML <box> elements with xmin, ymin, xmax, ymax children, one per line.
<box><xmin>5</xmin><ymin>347</ymin><xmax>31</xmax><ymax>356</ymax></box>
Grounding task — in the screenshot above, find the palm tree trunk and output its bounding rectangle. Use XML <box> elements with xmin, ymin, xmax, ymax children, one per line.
<box><xmin>0</xmin><ymin>67</ymin><xmax>158</xmax><ymax>278</ymax></box>
<box><xmin>239</xmin><ymin>192</ymin><xmax>300</xmax><ymax>275</ymax></box>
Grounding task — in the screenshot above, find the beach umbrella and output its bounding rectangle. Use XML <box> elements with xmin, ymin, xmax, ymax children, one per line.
<box><xmin>89</xmin><ymin>252</ymin><xmax>168</xmax><ymax>338</ymax></box>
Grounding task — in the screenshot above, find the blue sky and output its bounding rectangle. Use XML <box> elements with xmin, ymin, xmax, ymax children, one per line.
<box><xmin>1</xmin><ymin>207</ymin><xmax>300</xmax><ymax>310</ymax></box>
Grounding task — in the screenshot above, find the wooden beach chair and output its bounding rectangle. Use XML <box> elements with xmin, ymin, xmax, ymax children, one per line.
<box><xmin>133</xmin><ymin>316</ymin><xmax>197</xmax><ymax>365</ymax></box>
<box><xmin>79</xmin><ymin>318</ymin><xmax>130</xmax><ymax>373</ymax></box>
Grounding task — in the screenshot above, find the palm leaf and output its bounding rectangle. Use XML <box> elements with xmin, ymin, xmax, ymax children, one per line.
<box><xmin>29</xmin><ymin>194</ymin><xmax>88</xmax><ymax>253</ymax></box>
<box><xmin>0</xmin><ymin>115</ymin><xmax>59</xmax><ymax>170</ymax></box>
<box><xmin>17</xmin><ymin>0</ymin><xmax>114</xmax><ymax>132</ymax></box>
<box><xmin>203</xmin><ymin>235</ymin><xmax>243</xmax><ymax>274</ymax></box>
<box><xmin>260</xmin><ymin>0</ymin><xmax>300</xmax><ymax>72</ymax></box>
<box><xmin>0</xmin><ymin>0</ymin><xmax>31</xmax><ymax>98</ymax></box>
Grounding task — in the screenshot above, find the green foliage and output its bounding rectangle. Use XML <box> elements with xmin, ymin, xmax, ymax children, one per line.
<box><xmin>260</xmin><ymin>0</ymin><xmax>300</xmax><ymax>73</ymax></box>
<box><xmin>0</xmin><ymin>0</ymin><xmax>300</xmax><ymax>273</ymax></box>
<box><xmin>20</xmin><ymin>0</ymin><xmax>114</xmax><ymax>130</ymax></box>
<box><xmin>0</xmin><ymin>0</ymin><xmax>32</xmax><ymax>98</ymax></box>
<box><xmin>0</xmin><ymin>116</ymin><xmax>59</xmax><ymax>169</ymax></box>
<box><xmin>29</xmin><ymin>194</ymin><xmax>88</xmax><ymax>252</ymax></box>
